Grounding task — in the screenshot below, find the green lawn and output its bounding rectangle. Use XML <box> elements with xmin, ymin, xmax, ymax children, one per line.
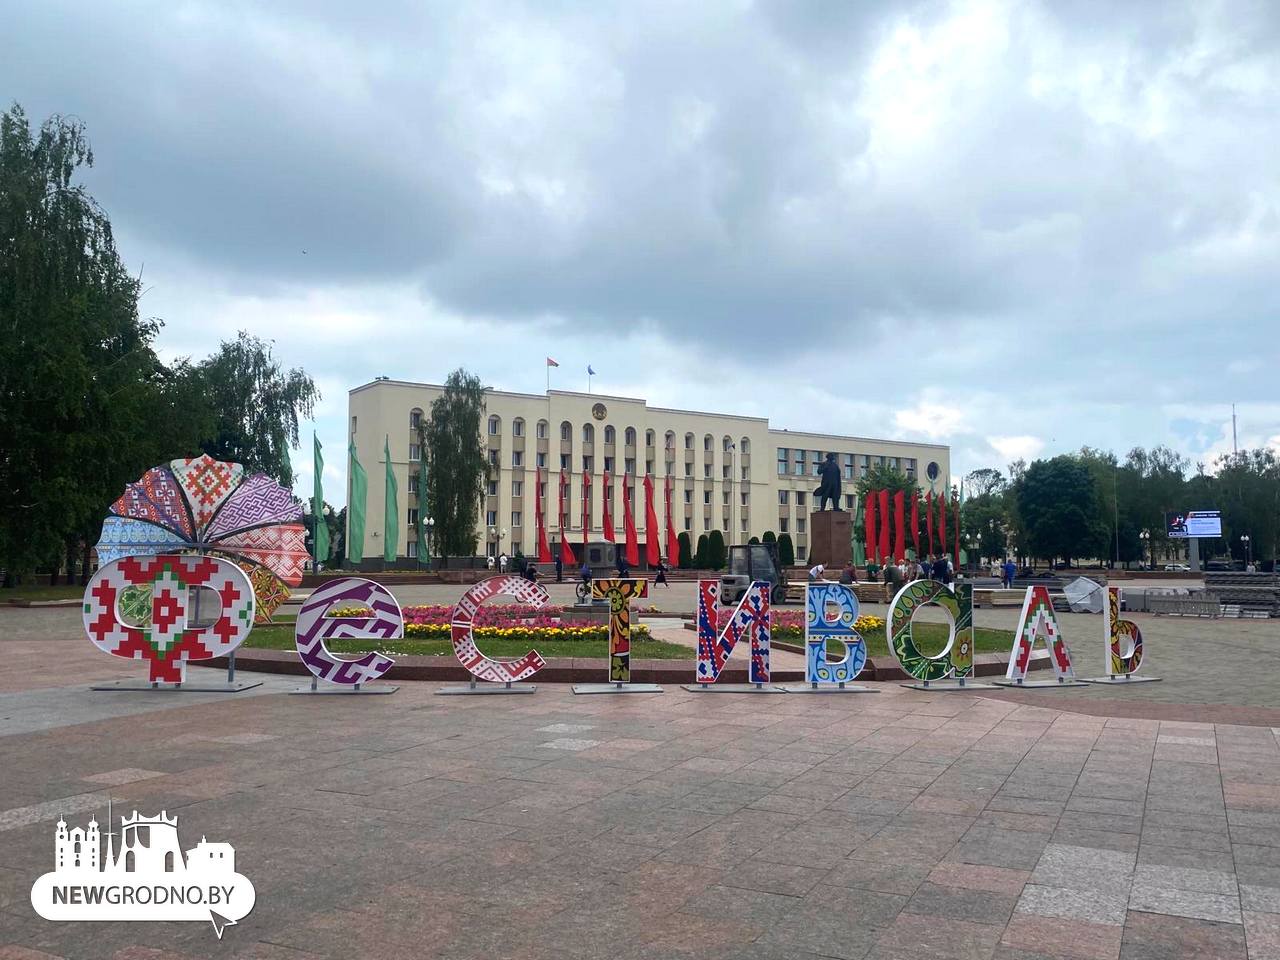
<box><xmin>780</xmin><ymin>623</ymin><xmax>1014</xmax><ymax>659</ymax></box>
<box><xmin>0</xmin><ymin>584</ymin><xmax>86</xmax><ymax>602</ymax></box>
<box><xmin>244</xmin><ymin>617</ymin><xmax>694</xmax><ymax>660</ymax></box>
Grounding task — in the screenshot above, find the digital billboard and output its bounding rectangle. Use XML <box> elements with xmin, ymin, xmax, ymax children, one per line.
<box><xmin>1165</xmin><ymin>510</ymin><xmax>1222</xmax><ymax>539</ymax></box>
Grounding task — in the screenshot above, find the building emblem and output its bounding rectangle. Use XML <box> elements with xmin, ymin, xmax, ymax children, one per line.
<box><xmin>591</xmin><ymin>402</ymin><xmax>607</xmax><ymax>421</ymax></box>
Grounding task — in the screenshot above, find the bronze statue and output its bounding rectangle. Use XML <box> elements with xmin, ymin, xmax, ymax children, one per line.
<box><xmin>814</xmin><ymin>452</ymin><xmax>842</xmax><ymax>511</ymax></box>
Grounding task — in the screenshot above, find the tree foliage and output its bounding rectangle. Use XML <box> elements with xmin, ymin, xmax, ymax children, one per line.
<box><xmin>424</xmin><ymin>368</ymin><xmax>487</xmax><ymax>561</ymax></box>
<box><xmin>1015</xmin><ymin>456</ymin><xmax>1107</xmax><ymax>563</ymax></box>
<box><xmin>707</xmin><ymin>529</ymin><xmax>726</xmax><ymax>570</ymax></box>
<box><xmin>196</xmin><ymin>332</ymin><xmax>318</xmax><ymax>486</ymax></box>
<box><xmin>677</xmin><ymin>530</ymin><xmax>692</xmax><ymax>568</ymax></box>
<box><xmin>777</xmin><ymin>532</ymin><xmax>795</xmax><ymax>567</ymax></box>
<box><xmin>694</xmin><ymin>534</ymin><xmax>709</xmax><ymax>568</ymax></box>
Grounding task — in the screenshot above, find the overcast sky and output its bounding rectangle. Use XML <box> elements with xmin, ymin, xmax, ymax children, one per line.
<box><xmin>6</xmin><ymin>0</ymin><xmax>1278</xmax><ymax>503</ymax></box>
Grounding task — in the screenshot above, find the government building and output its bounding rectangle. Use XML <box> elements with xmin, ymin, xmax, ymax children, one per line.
<box><xmin>347</xmin><ymin>379</ymin><xmax>950</xmax><ymax>565</ymax></box>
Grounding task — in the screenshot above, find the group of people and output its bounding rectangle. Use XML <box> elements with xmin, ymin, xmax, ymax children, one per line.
<box><xmin>809</xmin><ymin>555</ymin><xmax>958</xmax><ymax>601</ymax></box>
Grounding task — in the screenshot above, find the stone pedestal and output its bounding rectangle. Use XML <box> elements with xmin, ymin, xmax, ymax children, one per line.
<box><xmin>809</xmin><ymin>510</ymin><xmax>853</xmax><ymax>569</ymax></box>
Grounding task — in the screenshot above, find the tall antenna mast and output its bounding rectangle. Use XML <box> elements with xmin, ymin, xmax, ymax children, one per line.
<box><xmin>1232</xmin><ymin>404</ymin><xmax>1238</xmax><ymax>455</ymax></box>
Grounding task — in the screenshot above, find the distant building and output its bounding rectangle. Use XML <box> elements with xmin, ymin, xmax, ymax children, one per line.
<box><xmin>186</xmin><ymin>838</ymin><xmax>235</xmax><ymax>873</ymax></box>
<box><xmin>349</xmin><ymin>381</ymin><xmax>951</xmax><ymax>564</ymax></box>
<box><xmin>114</xmin><ymin>810</ymin><xmax>184</xmax><ymax>874</ymax></box>
<box><xmin>55</xmin><ymin>816</ymin><xmax>99</xmax><ymax>872</ymax></box>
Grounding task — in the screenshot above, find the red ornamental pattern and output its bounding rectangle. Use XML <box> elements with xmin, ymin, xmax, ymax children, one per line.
<box><xmin>83</xmin><ymin>554</ymin><xmax>255</xmax><ymax>683</ymax></box>
<box><xmin>449</xmin><ymin>576</ymin><xmax>548</xmax><ymax>683</ymax></box>
<box><xmin>170</xmin><ymin>455</ymin><xmax>244</xmax><ymax>530</ymax></box>
<box><xmin>216</xmin><ymin>524</ymin><xmax>308</xmax><ymax>586</ymax></box>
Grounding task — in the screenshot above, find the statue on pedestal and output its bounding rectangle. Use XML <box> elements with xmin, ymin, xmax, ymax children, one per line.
<box><xmin>814</xmin><ymin>453</ymin><xmax>842</xmax><ymax>511</ymax></box>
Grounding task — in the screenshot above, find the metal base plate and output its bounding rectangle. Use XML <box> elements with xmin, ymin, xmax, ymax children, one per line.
<box><xmin>781</xmin><ymin>684</ymin><xmax>879</xmax><ymax>694</ymax></box>
<box><xmin>991</xmin><ymin>678</ymin><xmax>1091</xmax><ymax>688</ymax></box>
<box><xmin>572</xmin><ymin>683</ymin><xmax>664</xmax><ymax>694</ymax></box>
<box><xmin>900</xmin><ymin>680</ymin><xmax>999</xmax><ymax>691</ymax></box>
<box><xmin>290</xmin><ymin>684</ymin><xmax>399</xmax><ymax>695</ymax></box>
<box><xmin>1079</xmin><ymin>675</ymin><xmax>1162</xmax><ymax>684</ymax></box>
<box><xmin>679</xmin><ymin>683</ymin><xmax>788</xmax><ymax>694</ymax></box>
<box><xmin>435</xmin><ymin>683</ymin><xmax>537</xmax><ymax>695</ymax></box>
<box><xmin>90</xmin><ymin>680</ymin><xmax>264</xmax><ymax>693</ymax></box>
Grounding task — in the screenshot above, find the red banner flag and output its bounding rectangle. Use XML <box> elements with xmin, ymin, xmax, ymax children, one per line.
<box><xmin>642</xmin><ymin>473</ymin><xmax>660</xmax><ymax>566</ymax></box>
<box><xmin>623</xmin><ymin>472</ymin><xmax>639</xmax><ymax>566</ymax></box>
<box><xmin>581</xmin><ymin>470</ymin><xmax>591</xmax><ymax>549</ymax></box>
<box><xmin>910</xmin><ymin>489</ymin><xmax>920</xmax><ymax>558</ymax></box>
<box><xmin>926</xmin><ymin>489</ymin><xmax>935</xmax><ymax>555</ymax></box>
<box><xmin>893</xmin><ymin>490</ymin><xmax>906</xmax><ymax>563</ymax></box>
<box><xmin>953</xmin><ymin>495</ymin><xmax>961</xmax><ymax>571</ymax></box>
<box><xmin>878</xmin><ymin>488</ymin><xmax>891</xmax><ymax>563</ymax></box>
<box><xmin>865</xmin><ymin>491</ymin><xmax>877</xmax><ymax>563</ymax></box>
<box><xmin>558</xmin><ymin>469</ymin><xmax>574</xmax><ymax>566</ymax></box>
<box><xmin>536</xmin><ymin>468</ymin><xmax>551</xmax><ymax>562</ymax></box>
<box><xmin>601</xmin><ymin>470</ymin><xmax>614</xmax><ymax>542</ymax></box>
<box><xmin>664</xmin><ymin>474</ymin><xmax>678</xmax><ymax>565</ymax></box>
<box><xmin>938</xmin><ymin>491</ymin><xmax>948</xmax><ymax>561</ymax></box>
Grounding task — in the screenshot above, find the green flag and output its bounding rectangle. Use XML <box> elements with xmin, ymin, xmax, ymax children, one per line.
<box><xmin>347</xmin><ymin>439</ymin><xmax>367</xmax><ymax>563</ymax></box>
<box><xmin>312</xmin><ymin>433</ymin><xmax>329</xmax><ymax>567</ymax></box>
<box><xmin>384</xmin><ymin>435</ymin><xmax>398</xmax><ymax>563</ymax></box>
<box><xmin>416</xmin><ymin>448</ymin><xmax>428</xmax><ymax>565</ymax></box>
<box><xmin>851</xmin><ymin>494</ymin><xmax>866</xmax><ymax>566</ymax></box>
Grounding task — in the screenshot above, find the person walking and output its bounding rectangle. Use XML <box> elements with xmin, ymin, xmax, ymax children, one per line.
<box><xmin>486</xmin><ymin>555</ymin><xmax>495</xmax><ymax>571</ymax></box>
<box><xmin>498</xmin><ymin>552</ymin><xmax>508</xmax><ymax>574</ymax></box>
<box><xmin>655</xmin><ymin>558</ymin><xmax>669</xmax><ymax>587</ymax></box>
<box><xmin>554</xmin><ymin>554</ymin><xmax>563</xmax><ymax>583</ymax></box>
<box><xmin>930</xmin><ymin>554</ymin><xmax>948</xmax><ymax>584</ymax></box>
<box><xmin>1002</xmin><ymin>558</ymin><xmax>1016</xmax><ymax>589</ymax></box>
<box><xmin>883</xmin><ymin>558</ymin><xmax>902</xmax><ymax>602</ymax></box>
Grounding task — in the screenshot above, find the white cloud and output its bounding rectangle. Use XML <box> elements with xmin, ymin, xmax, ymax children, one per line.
<box><xmin>893</xmin><ymin>402</ymin><xmax>965</xmax><ymax>439</ymax></box>
<box><xmin>987</xmin><ymin>435</ymin><xmax>1046</xmax><ymax>462</ymax></box>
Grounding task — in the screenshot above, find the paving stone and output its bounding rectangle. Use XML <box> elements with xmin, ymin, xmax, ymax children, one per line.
<box><xmin>1132</xmin><ymin>864</ymin><xmax>1237</xmax><ymax>896</ymax></box>
<box><xmin>928</xmin><ymin>862</ymin><xmax>1032</xmax><ymax>896</ymax></box>
<box><xmin>1242</xmin><ymin>910</ymin><xmax>1280</xmax><ymax>960</ymax></box>
<box><xmin>1127</xmin><ymin>884</ymin><xmax>1241</xmax><ymax>924</ymax></box>
<box><xmin>868</xmin><ymin>913</ymin><xmax>1004</xmax><ymax>960</ymax></box>
<box><xmin>825</xmin><ymin>857</ymin><xmax>936</xmax><ymax>896</ymax></box>
<box><xmin>905</xmin><ymin>881</ymin><xmax>1018</xmax><ymax>925</ymax></box>
<box><xmin>1119</xmin><ymin>910</ymin><xmax>1247</xmax><ymax>960</ymax></box>
<box><xmin>1017</xmin><ymin>884</ymin><xmax>1130</xmax><ymax>925</ymax></box>
<box><xmin>1001</xmin><ymin>915</ymin><xmax>1123</xmax><ymax>960</ymax></box>
<box><xmin>1242</xmin><ymin>884</ymin><xmax>1280</xmax><ymax>913</ymax></box>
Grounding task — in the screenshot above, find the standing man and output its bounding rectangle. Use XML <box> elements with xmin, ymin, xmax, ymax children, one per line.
<box><xmin>554</xmin><ymin>553</ymin><xmax>563</xmax><ymax>583</ymax></box>
<box><xmin>1002</xmin><ymin>558</ymin><xmax>1016</xmax><ymax>589</ymax></box>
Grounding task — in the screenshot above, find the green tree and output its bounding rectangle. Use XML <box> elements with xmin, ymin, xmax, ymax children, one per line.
<box><xmin>854</xmin><ymin>463</ymin><xmax>914</xmax><ymax>499</ymax></box>
<box><xmin>762</xmin><ymin>530</ymin><xmax>776</xmax><ymax>544</ymax></box>
<box><xmin>1014</xmin><ymin>456</ymin><xmax>1108</xmax><ymax>565</ymax></box>
<box><xmin>424</xmin><ymin>369</ymin><xmax>487</xmax><ymax>561</ymax></box>
<box><xmin>748</xmin><ymin>536</ymin><xmax>760</xmax><ymax>545</ymax></box>
<box><xmin>677</xmin><ymin>531</ymin><xmax>693</xmax><ymax>568</ymax></box>
<box><xmin>964</xmin><ymin>468</ymin><xmax>1007</xmax><ymax>498</ymax></box>
<box><xmin>777</xmin><ymin>533</ymin><xmax>795</xmax><ymax>566</ymax></box>
<box><xmin>0</xmin><ymin>106</ymin><xmax>206</xmax><ymax>582</ymax></box>
<box><xmin>694</xmin><ymin>534</ymin><xmax>709</xmax><ymax>568</ymax></box>
<box><xmin>707</xmin><ymin>529</ymin><xmax>726</xmax><ymax>569</ymax></box>
<box><xmin>196</xmin><ymin>332</ymin><xmax>318</xmax><ymax>486</ymax></box>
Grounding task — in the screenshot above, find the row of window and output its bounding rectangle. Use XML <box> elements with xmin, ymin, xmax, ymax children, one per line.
<box><xmin>779</xmin><ymin>490</ymin><xmax>859</xmax><ymax>511</ymax></box>
<box><xmin>775</xmin><ymin>449</ymin><xmax>918</xmax><ymax>479</ymax></box>
<box><xmin>473</xmin><ymin>509</ymin><xmax>760</xmax><ymax>536</ymax></box>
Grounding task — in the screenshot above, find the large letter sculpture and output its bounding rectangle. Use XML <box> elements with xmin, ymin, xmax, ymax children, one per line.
<box><xmin>791</xmin><ymin>582</ymin><xmax>870</xmax><ymax>691</ymax></box>
<box><xmin>573</xmin><ymin>579</ymin><xmax>661</xmax><ymax>694</ymax></box>
<box><xmin>1082</xmin><ymin>586</ymin><xmax>1160</xmax><ymax>684</ymax></box>
<box><xmin>442</xmin><ymin>575</ymin><xmax>548</xmax><ymax>691</ymax></box>
<box><xmin>83</xmin><ymin>554</ymin><xmax>254</xmax><ymax>684</ymax></box>
<box><xmin>995</xmin><ymin>585</ymin><xmax>1084</xmax><ymax>687</ymax></box>
<box><xmin>889</xmin><ymin>580</ymin><xmax>984</xmax><ymax>689</ymax></box>
<box><xmin>294</xmin><ymin>577</ymin><xmax>404</xmax><ymax>690</ymax></box>
<box><xmin>685</xmin><ymin>579</ymin><xmax>777</xmax><ymax>691</ymax></box>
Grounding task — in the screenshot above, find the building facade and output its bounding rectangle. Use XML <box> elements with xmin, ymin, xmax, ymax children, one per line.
<box><xmin>347</xmin><ymin>380</ymin><xmax>951</xmax><ymax>564</ymax></box>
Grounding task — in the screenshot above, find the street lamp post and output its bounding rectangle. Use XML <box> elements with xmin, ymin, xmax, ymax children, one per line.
<box><xmin>1241</xmin><ymin>534</ymin><xmax>1252</xmax><ymax>569</ymax></box>
<box><xmin>425</xmin><ymin>516</ymin><xmax>434</xmax><ymax>569</ymax></box>
<box><xmin>1139</xmin><ymin>530</ymin><xmax>1150</xmax><ymax>571</ymax></box>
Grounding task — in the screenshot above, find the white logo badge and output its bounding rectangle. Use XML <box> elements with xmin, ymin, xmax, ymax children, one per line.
<box><xmin>30</xmin><ymin>805</ymin><xmax>255</xmax><ymax>938</ymax></box>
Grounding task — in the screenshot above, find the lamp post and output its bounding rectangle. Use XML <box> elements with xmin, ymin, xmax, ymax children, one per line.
<box><xmin>425</xmin><ymin>517</ymin><xmax>434</xmax><ymax>568</ymax></box>
<box><xmin>1241</xmin><ymin>534</ymin><xmax>1252</xmax><ymax>569</ymax></box>
<box><xmin>1139</xmin><ymin>530</ymin><xmax>1150</xmax><ymax>571</ymax></box>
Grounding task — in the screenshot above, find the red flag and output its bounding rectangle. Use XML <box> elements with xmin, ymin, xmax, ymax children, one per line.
<box><xmin>878</xmin><ymin>488</ymin><xmax>891</xmax><ymax>563</ymax></box>
<box><xmin>581</xmin><ymin>470</ymin><xmax>591</xmax><ymax>549</ymax></box>
<box><xmin>939</xmin><ymin>491</ymin><xmax>948</xmax><ymax>560</ymax></box>
<box><xmin>910</xmin><ymin>489</ymin><xmax>920</xmax><ymax>558</ymax></box>
<box><xmin>864</xmin><ymin>491</ymin><xmax>877</xmax><ymax>563</ymax></box>
<box><xmin>893</xmin><ymin>490</ymin><xmax>906</xmax><ymax>563</ymax></box>
<box><xmin>664</xmin><ymin>474</ymin><xmax>678</xmax><ymax>565</ymax></box>
<box><xmin>558</xmin><ymin>469</ymin><xmax>574</xmax><ymax>566</ymax></box>
<box><xmin>953</xmin><ymin>495</ymin><xmax>961</xmax><ymax>571</ymax></box>
<box><xmin>623</xmin><ymin>472</ymin><xmax>639</xmax><ymax>566</ymax></box>
<box><xmin>925</xmin><ymin>489</ymin><xmax>935</xmax><ymax>554</ymax></box>
<box><xmin>536</xmin><ymin>468</ymin><xmax>551</xmax><ymax>562</ymax></box>
<box><xmin>643</xmin><ymin>473</ymin><xmax>660</xmax><ymax>566</ymax></box>
<box><xmin>601</xmin><ymin>470</ymin><xmax>614</xmax><ymax>542</ymax></box>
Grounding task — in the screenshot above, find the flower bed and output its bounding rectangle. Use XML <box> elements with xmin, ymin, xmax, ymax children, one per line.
<box><xmin>327</xmin><ymin>604</ymin><xmax>650</xmax><ymax>644</ymax></box>
<box><xmin>768</xmin><ymin>609</ymin><xmax>885</xmax><ymax>640</ymax></box>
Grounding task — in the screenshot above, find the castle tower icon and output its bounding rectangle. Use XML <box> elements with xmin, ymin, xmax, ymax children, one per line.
<box><xmin>113</xmin><ymin>810</ymin><xmax>185</xmax><ymax>874</ymax></box>
<box><xmin>55</xmin><ymin>816</ymin><xmax>100</xmax><ymax>872</ymax></box>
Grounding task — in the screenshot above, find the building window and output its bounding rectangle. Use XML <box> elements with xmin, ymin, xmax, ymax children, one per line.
<box><xmin>794</xmin><ymin>450</ymin><xmax>806</xmax><ymax>475</ymax></box>
<box><xmin>646</xmin><ymin>430</ymin><xmax>655</xmax><ymax>447</ymax></box>
<box><xmin>487</xmin><ymin>480</ymin><xmax>498</xmax><ymax>496</ymax></box>
<box><xmin>741</xmin><ymin>518</ymin><xmax>749</xmax><ymax>532</ymax></box>
<box><xmin>487</xmin><ymin>450</ymin><xmax>498</xmax><ymax>466</ymax></box>
<box><xmin>539</xmin><ymin>482</ymin><xmax>547</xmax><ymax>499</ymax></box>
<box><xmin>351</xmin><ymin>415</ymin><xmax>357</xmax><ymax>434</ymax></box>
<box><xmin>723</xmin><ymin>436</ymin><xmax>733</xmax><ymax>452</ymax></box>
<box><xmin>604</xmin><ymin>425</ymin><xmax>615</xmax><ymax>444</ymax></box>
<box><xmin>407</xmin><ymin>508</ymin><xmax>418</xmax><ymax>527</ymax></box>
<box><xmin>488</xmin><ymin>416</ymin><xmax>501</xmax><ymax>436</ymax></box>
<box><xmin>604</xmin><ymin>456</ymin><xmax>614</xmax><ymax>473</ymax></box>
<box><xmin>797</xmin><ymin>518</ymin><xmax>807</xmax><ymax>533</ymax></box>
<box><xmin>703</xmin><ymin>490</ymin><xmax>712</xmax><ymax>504</ymax></box>
<box><xmin>512</xmin><ymin>481</ymin><xmax>523</xmax><ymax>497</ymax></box>
<box><xmin>409</xmin><ymin>471</ymin><xmax>419</xmax><ymax>489</ymax></box>
<box><xmin>722</xmin><ymin>491</ymin><xmax>730</xmax><ymax>505</ymax></box>
<box><xmin>511</xmin><ymin>450</ymin><xmax>523</xmax><ymax>467</ymax></box>
<box><xmin>684</xmin><ymin>518</ymin><xmax>691</xmax><ymax>531</ymax></box>
<box><xmin>722</xmin><ymin>465</ymin><xmax>730</xmax><ymax>479</ymax></box>
<box><xmin>625</xmin><ymin>427</ymin><xmax>637</xmax><ymax>446</ymax></box>
<box><xmin>780</xmin><ymin>518</ymin><xmax>789</xmax><ymax>533</ymax></box>
<box><xmin>685</xmin><ymin>432</ymin><xmax>694</xmax><ymax>450</ymax></box>
<box><xmin>536</xmin><ymin>452</ymin><xmax>547</xmax><ymax>468</ymax></box>
<box><xmin>560</xmin><ymin>454</ymin><xmax>570</xmax><ymax>470</ymax></box>
<box><xmin>741</xmin><ymin>492</ymin><xmax>749</xmax><ymax>506</ymax></box>
<box><xmin>843</xmin><ymin>453</ymin><xmax>854</xmax><ymax>479</ymax></box>
<box><xmin>537</xmin><ymin>420</ymin><xmax>548</xmax><ymax>439</ymax></box>
<box><xmin>796</xmin><ymin>492</ymin><xmax>806</xmax><ymax>507</ymax></box>
<box><xmin>512</xmin><ymin>418</ymin><xmax>524</xmax><ymax>437</ymax></box>
<box><xmin>797</xmin><ymin>546</ymin><xmax>806</xmax><ymax>561</ymax></box>
<box><xmin>811</xmin><ymin>451</ymin><xmax>823</xmax><ymax>476</ymax></box>
<box><xmin>704</xmin><ymin>434</ymin><xmax>713</xmax><ymax>452</ymax></box>
<box><xmin>582</xmin><ymin>423</ymin><xmax>594</xmax><ymax>443</ymax></box>
<box><xmin>684</xmin><ymin>463</ymin><xmax>693</xmax><ymax>478</ymax></box>
<box><xmin>845</xmin><ymin>495</ymin><xmax>855</xmax><ymax>509</ymax></box>
<box><xmin>646</xmin><ymin>459</ymin><xmax>654</xmax><ymax>474</ymax></box>
<box><xmin>740</xmin><ymin>438</ymin><xmax>750</xmax><ymax>454</ymax></box>
<box><xmin>408</xmin><ymin>442</ymin><xmax>419</xmax><ymax>460</ymax></box>
<box><xmin>625</xmin><ymin>457</ymin><xmax>635</xmax><ymax>474</ymax></box>
<box><xmin>409</xmin><ymin>409</ymin><xmax>422</xmax><ymax>430</ymax></box>
<box><xmin>779</xmin><ymin>490</ymin><xmax>789</xmax><ymax>504</ymax></box>
<box><xmin>583</xmin><ymin>455</ymin><xmax>593</xmax><ymax>472</ymax></box>
<box><xmin>777</xmin><ymin>448</ymin><xmax>788</xmax><ymax>474</ymax></box>
<box><xmin>486</xmin><ymin>510</ymin><xmax>497</xmax><ymax>525</ymax></box>
<box><xmin>703</xmin><ymin>464</ymin><xmax>712</xmax><ymax>479</ymax></box>
<box><xmin>560</xmin><ymin>421</ymin><xmax>572</xmax><ymax>441</ymax></box>
<box><xmin>684</xmin><ymin>489</ymin><xmax>692</xmax><ymax>504</ymax></box>
<box><xmin>741</xmin><ymin>466</ymin><xmax>749</xmax><ymax>481</ymax></box>
<box><xmin>511</xmin><ymin>511</ymin><xmax>522</xmax><ymax>526</ymax></box>
<box><xmin>704</xmin><ymin>518</ymin><xmax>711</xmax><ymax>531</ymax></box>
<box><xmin>665</xmin><ymin>431</ymin><xmax>676</xmax><ymax>450</ymax></box>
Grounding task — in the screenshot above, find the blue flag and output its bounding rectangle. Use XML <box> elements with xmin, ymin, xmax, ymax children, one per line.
<box><xmin>588</xmin><ymin>365</ymin><xmax>596</xmax><ymax>375</ymax></box>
